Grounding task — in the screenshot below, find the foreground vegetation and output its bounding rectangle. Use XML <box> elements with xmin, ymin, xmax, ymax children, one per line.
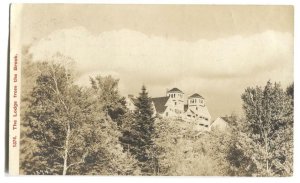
<box><xmin>20</xmin><ymin>51</ymin><xmax>293</xmax><ymax>176</ymax></box>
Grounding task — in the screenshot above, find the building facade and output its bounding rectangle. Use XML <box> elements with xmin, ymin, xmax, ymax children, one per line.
<box><xmin>126</xmin><ymin>87</ymin><xmax>212</xmax><ymax>129</ymax></box>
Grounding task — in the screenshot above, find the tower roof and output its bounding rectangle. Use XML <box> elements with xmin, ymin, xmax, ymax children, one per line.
<box><xmin>188</xmin><ymin>93</ymin><xmax>204</xmax><ymax>99</ymax></box>
<box><xmin>168</xmin><ymin>87</ymin><xmax>184</xmax><ymax>93</ymax></box>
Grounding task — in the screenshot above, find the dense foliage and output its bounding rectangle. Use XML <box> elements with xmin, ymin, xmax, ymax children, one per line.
<box><xmin>21</xmin><ymin>61</ymin><xmax>139</xmax><ymax>175</ymax></box>
<box><xmin>239</xmin><ymin>81</ymin><xmax>293</xmax><ymax>176</ymax></box>
<box><xmin>20</xmin><ymin>52</ymin><xmax>293</xmax><ymax>176</ymax></box>
<box><xmin>120</xmin><ymin>86</ymin><xmax>157</xmax><ymax>175</ymax></box>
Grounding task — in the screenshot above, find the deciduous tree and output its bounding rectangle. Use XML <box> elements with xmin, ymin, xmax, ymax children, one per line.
<box><xmin>240</xmin><ymin>81</ymin><xmax>293</xmax><ymax>176</ymax></box>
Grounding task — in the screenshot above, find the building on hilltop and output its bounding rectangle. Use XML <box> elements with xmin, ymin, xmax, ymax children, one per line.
<box><xmin>184</xmin><ymin>93</ymin><xmax>211</xmax><ymax>128</ymax></box>
<box><xmin>211</xmin><ymin>116</ymin><xmax>235</xmax><ymax>132</ymax></box>
<box><xmin>125</xmin><ymin>87</ymin><xmax>212</xmax><ymax>129</ymax></box>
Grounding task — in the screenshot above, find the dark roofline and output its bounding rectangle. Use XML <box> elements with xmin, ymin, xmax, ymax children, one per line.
<box><xmin>188</xmin><ymin>93</ymin><xmax>204</xmax><ymax>99</ymax></box>
<box><xmin>128</xmin><ymin>95</ymin><xmax>138</xmax><ymax>104</ymax></box>
<box><xmin>168</xmin><ymin>87</ymin><xmax>184</xmax><ymax>94</ymax></box>
<box><xmin>151</xmin><ymin>96</ymin><xmax>170</xmax><ymax>113</ymax></box>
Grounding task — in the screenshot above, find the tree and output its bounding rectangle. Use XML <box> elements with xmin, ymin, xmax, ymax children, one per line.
<box><xmin>240</xmin><ymin>81</ymin><xmax>293</xmax><ymax>176</ymax></box>
<box><xmin>90</xmin><ymin>75</ymin><xmax>127</xmax><ymax>126</ymax></box>
<box><xmin>23</xmin><ymin>62</ymin><xmax>86</xmax><ymax>174</ymax></box>
<box><xmin>286</xmin><ymin>82</ymin><xmax>294</xmax><ymax>100</ymax></box>
<box><xmin>22</xmin><ymin>62</ymin><xmax>140</xmax><ymax>175</ymax></box>
<box><xmin>154</xmin><ymin>118</ymin><xmax>223</xmax><ymax>176</ymax></box>
<box><xmin>19</xmin><ymin>45</ymin><xmax>41</xmax><ymax>174</ymax></box>
<box><xmin>120</xmin><ymin>85</ymin><xmax>157</xmax><ymax>175</ymax></box>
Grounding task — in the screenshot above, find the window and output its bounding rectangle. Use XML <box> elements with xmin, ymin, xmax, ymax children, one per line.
<box><xmin>196</xmin><ymin>107</ymin><xmax>198</xmax><ymax>110</ymax></box>
<box><xmin>175</xmin><ymin>102</ymin><xmax>177</xmax><ymax>105</ymax></box>
<box><xmin>166</xmin><ymin>112</ymin><xmax>168</xmax><ymax>117</ymax></box>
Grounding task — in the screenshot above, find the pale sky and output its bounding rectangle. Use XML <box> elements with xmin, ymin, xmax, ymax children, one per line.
<box><xmin>20</xmin><ymin>4</ymin><xmax>294</xmax><ymax>119</ymax></box>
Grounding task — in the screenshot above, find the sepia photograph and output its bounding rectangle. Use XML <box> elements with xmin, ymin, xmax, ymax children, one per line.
<box><xmin>8</xmin><ymin>4</ymin><xmax>293</xmax><ymax>176</ymax></box>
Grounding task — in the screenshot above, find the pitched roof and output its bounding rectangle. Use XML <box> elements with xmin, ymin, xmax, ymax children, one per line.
<box><xmin>151</xmin><ymin>96</ymin><xmax>169</xmax><ymax>113</ymax></box>
<box><xmin>220</xmin><ymin>116</ymin><xmax>236</xmax><ymax>125</ymax></box>
<box><xmin>131</xmin><ymin>98</ymin><xmax>138</xmax><ymax>104</ymax></box>
<box><xmin>168</xmin><ymin>87</ymin><xmax>184</xmax><ymax>93</ymax></box>
<box><xmin>188</xmin><ymin>93</ymin><xmax>204</xmax><ymax>99</ymax></box>
<box><xmin>220</xmin><ymin>117</ymin><xmax>229</xmax><ymax>122</ymax></box>
<box><xmin>128</xmin><ymin>95</ymin><xmax>138</xmax><ymax>104</ymax></box>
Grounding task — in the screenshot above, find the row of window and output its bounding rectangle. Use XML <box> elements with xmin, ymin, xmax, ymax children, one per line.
<box><xmin>189</xmin><ymin>98</ymin><xmax>203</xmax><ymax>104</ymax></box>
<box><xmin>199</xmin><ymin>124</ymin><xmax>209</xmax><ymax>127</ymax></box>
<box><xmin>199</xmin><ymin>116</ymin><xmax>208</xmax><ymax>121</ymax></box>
<box><xmin>169</xmin><ymin>93</ymin><xmax>183</xmax><ymax>98</ymax></box>
<box><xmin>186</xmin><ymin>114</ymin><xmax>208</xmax><ymax>121</ymax></box>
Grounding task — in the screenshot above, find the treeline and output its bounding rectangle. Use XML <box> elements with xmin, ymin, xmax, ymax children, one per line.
<box><xmin>20</xmin><ymin>58</ymin><xmax>158</xmax><ymax>175</ymax></box>
<box><xmin>20</xmin><ymin>52</ymin><xmax>293</xmax><ymax>176</ymax></box>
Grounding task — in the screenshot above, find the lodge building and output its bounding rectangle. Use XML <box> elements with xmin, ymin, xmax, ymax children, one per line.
<box><xmin>125</xmin><ymin>87</ymin><xmax>212</xmax><ymax>129</ymax></box>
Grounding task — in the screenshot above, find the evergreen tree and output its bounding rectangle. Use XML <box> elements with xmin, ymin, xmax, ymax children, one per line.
<box><xmin>120</xmin><ymin>85</ymin><xmax>157</xmax><ymax>175</ymax></box>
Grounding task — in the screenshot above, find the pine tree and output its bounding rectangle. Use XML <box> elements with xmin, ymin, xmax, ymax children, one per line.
<box><xmin>120</xmin><ymin>85</ymin><xmax>157</xmax><ymax>175</ymax></box>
